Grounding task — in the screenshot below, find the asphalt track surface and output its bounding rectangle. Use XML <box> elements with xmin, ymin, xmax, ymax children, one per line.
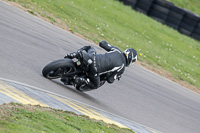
<box><xmin>1</xmin><ymin>1</ymin><xmax>200</xmax><ymax>133</ymax></box>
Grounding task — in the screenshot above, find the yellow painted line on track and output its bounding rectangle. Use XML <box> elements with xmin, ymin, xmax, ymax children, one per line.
<box><xmin>0</xmin><ymin>82</ymin><xmax>48</xmax><ymax>107</ymax></box>
<box><xmin>146</xmin><ymin>128</ymin><xmax>159</xmax><ymax>133</ymax></box>
<box><xmin>49</xmin><ymin>94</ymin><xmax>127</xmax><ymax>128</ymax></box>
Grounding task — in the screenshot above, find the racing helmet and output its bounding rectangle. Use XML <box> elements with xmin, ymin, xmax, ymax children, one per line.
<box><xmin>123</xmin><ymin>48</ymin><xmax>137</xmax><ymax>66</ymax></box>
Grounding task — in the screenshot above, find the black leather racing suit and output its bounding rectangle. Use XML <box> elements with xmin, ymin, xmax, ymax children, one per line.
<box><xmin>81</xmin><ymin>41</ymin><xmax>127</xmax><ymax>89</ymax></box>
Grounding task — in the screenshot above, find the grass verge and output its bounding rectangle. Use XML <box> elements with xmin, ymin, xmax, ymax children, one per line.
<box><xmin>0</xmin><ymin>103</ymin><xmax>134</xmax><ymax>133</ymax></box>
<box><xmin>3</xmin><ymin>0</ymin><xmax>200</xmax><ymax>91</ymax></box>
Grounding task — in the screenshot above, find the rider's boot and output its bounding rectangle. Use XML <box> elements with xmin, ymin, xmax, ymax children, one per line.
<box><xmin>74</xmin><ymin>77</ymin><xmax>96</xmax><ymax>91</ymax></box>
<box><xmin>74</xmin><ymin>76</ymin><xmax>88</xmax><ymax>91</ymax></box>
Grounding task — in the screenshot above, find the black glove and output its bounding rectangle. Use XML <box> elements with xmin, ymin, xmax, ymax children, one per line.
<box><xmin>64</xmin><ymin>52</ymin><xmax>78</xmax><ymax>59</ymax></box>
<box><xmin>65</xmin><ymin>49</ymin><xmax>84</xmax><ymax>59</ymax></box>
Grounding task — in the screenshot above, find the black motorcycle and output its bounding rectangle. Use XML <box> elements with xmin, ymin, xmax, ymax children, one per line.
<box><xmin>42</xmin><ymin>56</ymin><xmax>108</xmax><ymax>91</ymax></box>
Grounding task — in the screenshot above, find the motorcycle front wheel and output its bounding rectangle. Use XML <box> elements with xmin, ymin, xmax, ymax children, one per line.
<box><xmin>42</xmin><ymin>58</ymin><xmax>76</xmax><ymax>79</ymax></box>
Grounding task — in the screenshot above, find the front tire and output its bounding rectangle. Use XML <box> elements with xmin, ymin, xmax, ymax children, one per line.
<box><xmin>42</xmin><ymin>59</ymin><xmax>75</xmax><ymax>79</ymax></box>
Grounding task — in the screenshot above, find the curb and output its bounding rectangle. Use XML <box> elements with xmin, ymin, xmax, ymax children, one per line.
<box><xmin>0</xmin><ymin>77</ymin><xmax>161</xmax><ymax>133</ymax></box>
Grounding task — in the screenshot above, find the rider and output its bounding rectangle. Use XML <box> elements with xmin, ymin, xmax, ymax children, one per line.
<box><xmin>65</xmin><ymin>40</ymin><xmax>137</xmax><ymax>91</ymax></box>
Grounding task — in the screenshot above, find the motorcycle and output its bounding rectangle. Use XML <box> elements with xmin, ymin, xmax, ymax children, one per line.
<box><xmin>42</xmin><ymin>56</ymin><xmax>109</xmax><ymax>91</ymax></box>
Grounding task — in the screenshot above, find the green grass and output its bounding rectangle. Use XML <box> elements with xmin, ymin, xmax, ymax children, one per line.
<box><xmin>6</xmin><ymin>0</ymin><xmax>200</xmax><ymax>89</ymax></box>
<box><xmin>0</xmin><ymin>103</ymin><xmax>134</xmax><ymax>133</ymax></box>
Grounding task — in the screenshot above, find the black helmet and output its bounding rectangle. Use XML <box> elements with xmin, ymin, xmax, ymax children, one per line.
<box><xmin>123</xmin><ymin>48</ymin><xmax>137</xmax><ymax>66</ymax></box>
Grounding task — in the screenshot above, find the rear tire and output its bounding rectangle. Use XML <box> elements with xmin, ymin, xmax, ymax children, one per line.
<box><xmin>42</xmin><ymin>59</ymin><xmax>75</xmax><ymax>79</ymax></box>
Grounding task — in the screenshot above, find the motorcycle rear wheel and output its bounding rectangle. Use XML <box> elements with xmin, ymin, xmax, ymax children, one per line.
<box><xmin>42</xmin><ymin>59</ymin><xmax>75</xmax><ymax>79</ymax></box>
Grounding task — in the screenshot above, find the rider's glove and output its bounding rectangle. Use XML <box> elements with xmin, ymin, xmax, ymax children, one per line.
<box><xmin>65</xmin><ymin>52</ymin><xmax>78</xmax><ymax>59</ymax></box>
<box><xmin>65</xmin><ymin>50</ymin><xmax>83</xmax><ymax>59</ymax></box>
